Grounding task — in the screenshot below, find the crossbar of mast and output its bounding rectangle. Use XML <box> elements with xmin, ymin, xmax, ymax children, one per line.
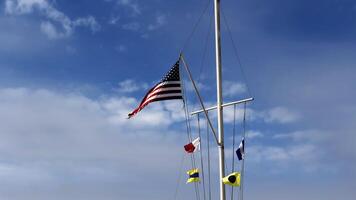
<box><xmin>190</xmin><ymin>97</ymin><xmax>254</xmax><ymax>115</ymax></box>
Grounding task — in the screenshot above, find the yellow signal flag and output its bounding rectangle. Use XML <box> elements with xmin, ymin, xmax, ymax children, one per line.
<box><xmin>186</xmin><ymin>168</ymin><xmax>200</xmax><ymax>183</ymax></box>
<box><xmin>222</xmin><ymin>172</ymin><xmax>241</xmax><ymax>187</ymax></box>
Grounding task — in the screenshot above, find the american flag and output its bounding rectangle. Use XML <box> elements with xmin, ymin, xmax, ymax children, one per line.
<box><xmin>128</xmin><ymin>60</ymin><xmax>183</xmax><ymax>118</ymax></box>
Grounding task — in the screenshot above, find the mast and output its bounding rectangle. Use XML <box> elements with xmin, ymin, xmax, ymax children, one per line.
<box><xmin>189</xmin><ymin>1</ymin><xmax>254</xmax><ymax>200</ymax></box>
<box><xmin>213</xmin><ymin>0</ymin><xmax>226</xmax><ymax>200</ymax></box>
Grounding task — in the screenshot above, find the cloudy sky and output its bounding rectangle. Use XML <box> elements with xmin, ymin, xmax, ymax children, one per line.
<box><xmin>0</xmin><ymin>0</ymin><xmax>355</xmax><ymax>199</ymax></box>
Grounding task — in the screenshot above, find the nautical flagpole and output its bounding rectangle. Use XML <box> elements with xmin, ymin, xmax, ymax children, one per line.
<box><xmin>213</xmin><ymin>0</ymin><xmax>226</xmax><ymax>200</ymax></box>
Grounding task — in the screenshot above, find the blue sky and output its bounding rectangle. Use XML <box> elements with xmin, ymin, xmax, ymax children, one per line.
<box><xmin>0</xmin><ymin>0</ymin><xmax>355</xmax><ymax>199</ymax></box>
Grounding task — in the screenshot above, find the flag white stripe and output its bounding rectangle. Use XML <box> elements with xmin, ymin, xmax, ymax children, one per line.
<box><xmin>145</xmin><ymin>93</ymin><xmax>183</xmax><ymax>102</ymax></box>
<box><xmin>143</xmin><ymin>93</ymin><xmax>182</xmax><ymax>105</ymax></box>
<box><xmin>155</xmin><ymin>81</ymin><xmax>181</xmax><ymax>88</ymax></box>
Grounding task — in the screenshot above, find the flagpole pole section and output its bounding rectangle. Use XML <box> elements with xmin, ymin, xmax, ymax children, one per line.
<box><xmin>213</xmin><ymin>0</ymin><xmax>226</xmax><ymax>199</ymax></box>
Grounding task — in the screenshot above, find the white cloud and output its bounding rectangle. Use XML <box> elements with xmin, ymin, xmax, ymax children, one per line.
<box><xmin>148</xmin><ymin>14</ymin><xmax>167</xmax><ymax>31</ymax></box>
<box><xmin>223</xmin><ymin>106</ymin><xmax>257</xmax><ymax>123</ymax></box>
<box><xmin>122</xmin><ymin>21</ymin><xmax>140</xmax><ymax>31</ymax></box>
<box><xmin>5</xmin><ymin>0</ymin><xmax>47</xmax><ymax>14</ymax></box>
<box><xmin>116</xmin><ymin>79</ymin><xmax>147</xmax><ymax>93</ymax></box>
<box><xmin>72</xmin><ymin>16</ymin><xmax>100</xmax><ymax>32</ymax></box>
<box><xmin>246</xmin><ymin>130</ymin><xmax>263</xmax><ymax>139</ymax></box>
<box><xmin>0</xmin><ymin>87</ymin><xmax>195</xmax><ymax>199</ymax></box>
<box><xmin>248</xmin><ymin>144</ymin><xmax>323</xmax><ymax>172</ymax></box>
<box><xmin>0</xmin><ymin>87</ymin><xmax>185</xmax><ymax>142</ymax></box>
<box><xmin>108</xmin><ymin>15</ymin><xmax>120</xmax><ymax>25</ymax></box>
<box><xmin>117</xmin><ymin>0</ymin><xmax>141</xmax><ymax>16</ymax></box>
<box><xmin>40</xmin><ymin>21</ymin><xmax>62</xmax><ymax>39</ymax></box>
<box><xmin>223</xmin><ymin>81</ymin><xmax>246</xmax><ymax>97</ymax></box>
<box><xmin>183</xmin><ymin>79</ymin><xmax>210</xmax><ymax>93</ymax></box>
<box><xmin>141</xmin><ymin>33</ymin><xmax>149</xmax><ymax>38</ymax></box>
<box><xmin>162</xmin><ymin>100</ymin><xmax>186</xmax><ymax>121</ymax></box>
<box><xmin>65</xmin><ymin>45</ymin><xmax>77</xmax><ymax>54</ymax></box>
<box><xmin>4</xmin><ymin>0</ymin><xmax>100</xmax><ymax>39</ymax></box>
<box><xmin>262</xmin><ymin>106</ymin><xmax>300</xmax><ymax>123</ymax></box>
<box><xmin>0</xmin><ymin>87</ymin><xmax>353</xmax><ymax>199</ymax></box>
<box><xmin>273</xmin><ymin>129</ymin><xmax>328</xmax><ymax>142</ymax></box>
<box><xmin>115</xmin><ymin>44</ymin><xmax>127</xmax><ymax>52</ymax></box>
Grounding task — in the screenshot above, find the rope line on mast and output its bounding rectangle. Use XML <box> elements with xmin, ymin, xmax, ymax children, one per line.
<box><xmin>181</xmin><ymin>62</ymin><xmax>199</xmax><ymax>169</ymax></box>
<box><xmin>197</xmin><ymin>4</ymin><xmax>214</xmax><ymax>85</ymax></box>
<box><xmin>181</xmin><ymin>66</ymin><xmax>201</xmax><ymax>200</ymax></box>
<box><xmin>181</xmin><ymin>0</ymin><xmax>216</xmax><ymax>200</ymax></box>
<box><xmin>239</xmin><ymin>103</ymin><xmax>247</xmax><ymax>200</ymax></box>
<box><xmin>180</xmin><ymin>0</ymin><xmax>212</xmax><ymax>53</ymax></box>
<box><xmin>223</xmin><ymin>160</ymin><xmax>234</xmax><ymax>200</ymax></box>
<box><xmin>174</xmin><ymin>153</ymin><xmax>186</xmax><ymax>200</ymax></box>
<box><xmin>206</xmin><ymin>111</ymin><xmax>212</xmax><ymax>200</ymax></box>
<box><xmin>230</xmin><ymin>104</ymin><xmax>237</xmax><ymax>200</ymax></box>
<box><xmin>178</xmin><ymin>5</ymin><xmax>214</xmax><ymax>198</ymax></box>
<box><xmin>181</xmin><ymin>60</ymin><xmax>197</xmax><ymax>170</ymax></box>
<box><xmin>197</xmin><ymin>114</ymin><xmax>206</xmax><ymax>200</ymax></box>
<box><xmin>183</xmin><ymin>70</ymin><xmax>196</xmax><ymax>168</ymax></box>
<box><xmin>193</xmin><ymin>5</ymin><xmax>214</xmax><ymax>113</ymax></box>
<box><xmin>221</xmin><ymin>9</ymin><xmax>254</xmax><ymax>98</ymax></box>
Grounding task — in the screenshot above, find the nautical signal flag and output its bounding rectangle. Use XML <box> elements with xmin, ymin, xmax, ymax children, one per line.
<box><xmin>128</xmin><ymin>60</ymin><xmax>183</xmax><ymax>118</ymax></box>
<box><xmin>184</xmin><ymin>137</ymin><xmax>200</xmax><ymax>153</ymax></box>
<box><xmin>186</xmin><ymin>168</ymin><xmax>200</xmax><ymax>183</ymax></box>
<box><xmin>236</xmin><ymin>138</ymin><xmax>245</xmax><ymax>160</ymax></box>
<box><xmin>222</xmin><ymin>172</ymin><xmax>241</xmax><ymax>187</ymax></box>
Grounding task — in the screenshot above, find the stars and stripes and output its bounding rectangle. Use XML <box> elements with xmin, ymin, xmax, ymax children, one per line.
<box><xmin>128</xmin><ymin>60</ymin><xmax>183</xmax><ymax>118</ymax></box>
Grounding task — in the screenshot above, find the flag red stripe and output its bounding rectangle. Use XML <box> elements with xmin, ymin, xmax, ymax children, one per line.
<box><xmin>141</xmin><ymin>93</ymin><xmax>182</xmax><ymax>107</ymax></box>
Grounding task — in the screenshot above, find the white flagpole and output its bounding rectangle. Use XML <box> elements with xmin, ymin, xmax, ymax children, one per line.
<box><xmin>213</xmin><ymin>0</ymin><xmax>226</xmax><ymax>200</ymax></box>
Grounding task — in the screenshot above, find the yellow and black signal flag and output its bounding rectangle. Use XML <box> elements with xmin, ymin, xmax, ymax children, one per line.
<box><xmin>222</xmin><ymin>172</ymin><xmax>241</xmax><ymax>187</ymax></box>
<box><xmin>186</xmin><ymin>168</ymin><xmax>200</xmax><ymax>183</ymax></box>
